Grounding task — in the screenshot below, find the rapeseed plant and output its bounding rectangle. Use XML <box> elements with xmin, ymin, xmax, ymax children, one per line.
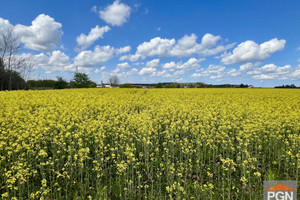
<box><xmin>0</xmin><ymin>88</ymin><xmax>299</xmax><ymax>199</ymax></box>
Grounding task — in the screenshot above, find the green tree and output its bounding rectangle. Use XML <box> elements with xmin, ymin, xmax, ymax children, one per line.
<box><xmin>195</xmin><ymin>82</ymin><xmax>205</xmax><ymax>88</ymax></box>
<box><xmin>54</xmin><ymin>76</ymin><xmax>68</xmax><ymax>89</ymax></box>
<box><xmin>155</xmin><ymin>82</ymin><xmax>163</xmax><ymax>88</ymax></box>
<box><xmin>240</xmin><ymin>84</ymin><xmax>249</xmax><ymax>88</ymax></box>
<box><xmin>70</xmin><ymin>73</ymin><xmax>95</xmax><ymax>88</ymax></box>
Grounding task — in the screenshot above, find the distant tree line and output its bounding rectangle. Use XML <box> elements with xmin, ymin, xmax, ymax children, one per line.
<box><xmin>120</xmin><ymin>83</ymin><xmax>134</xmax><ymax>88</ymax></box>
<box><xmin>27</xmin><ymin>79</ymin><xmax>57</xmax><ymax>89</ymax></box>
<box><xmin>27</xmin><ymin>73</ymin><xmax>96</xmax><ymax>90</ymax></box>
<box><xmin>155</xmin><ymin>82</ymin><xmax>250</xmax><ymax>88</ymax></box>
<box><xmin>274</xmin><ymin>84</ymin><xmax>299</xmax><ymax>88</ymax></box>
<box><xmin>204</xmin><ymin>83</ymin><xmax>249</xmax><ymax>88</ymax></box>
<box><xmin>119</xmin><ymin>82</ymin><xmax>251</xmax><ymax>89</ymax></box>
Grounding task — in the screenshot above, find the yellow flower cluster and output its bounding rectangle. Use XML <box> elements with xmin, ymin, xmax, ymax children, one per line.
<box><xmin>0</xmin><ymin>88</ymin><xmax>299</xmax><ymax>199</ymax></box>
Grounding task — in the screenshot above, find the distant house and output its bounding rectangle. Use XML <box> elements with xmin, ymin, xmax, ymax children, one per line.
<box><xmin>132</xmin><ymin>84</ymin><xmax>143</xmax><ymax>88</ymax></box>
<box><xmin>131</xmin><ymin>84</ymin><xmax>155</xmax><ymax>88</ymax></box>
<box><xmin>96</xmin><ymin>84</ymin><xmax>119</xmax><ymax>88</ymax></box>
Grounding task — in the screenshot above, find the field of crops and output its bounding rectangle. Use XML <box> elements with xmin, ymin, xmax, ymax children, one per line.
<box><xmin>0</xmin><ymin>88</ymin><xmax>299</xmax><ymax>199</ymax></box>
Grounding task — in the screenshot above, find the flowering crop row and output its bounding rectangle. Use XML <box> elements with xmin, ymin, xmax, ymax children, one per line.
<box><xmin>0</xmin><ymin>88</ymin><xmax>299</xmax><ymax>199</ymax></box>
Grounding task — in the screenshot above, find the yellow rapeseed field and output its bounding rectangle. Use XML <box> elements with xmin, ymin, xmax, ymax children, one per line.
<box><xmin>0</xmin><ymin>88</ymin><xmax>299</xmax><ymax>199</ymax></box>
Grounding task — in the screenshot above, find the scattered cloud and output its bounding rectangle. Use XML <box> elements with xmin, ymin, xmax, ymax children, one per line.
<box><xmin>179</xmin><ymin>57</ymin><xmax>204</xmax><ymax>70</ymax></box>
<box><xmin>74</xmin><ymin>45</ymin><xmax>115</xmax><ymax>68</ymax></box>
<box><xmin>239</xmin><ymin>63</ymin><xmax>254</xmax><ymax>71</ymax></box>
<box><xmin>252</xmin><ymin>74</ymin><xmax>279</xmax><ymax>80</ymax></box>
<box><xmin>162</xmin><ymin>58</ymin><xmax>203</xmax><ymax>71</ymax></box>
<box><xmin>1</xmin><ymin>11</ymin><xmax>297</xmax><ymax>84</ymax></box>
<box><xmin>121</xmin><ymin>33</ymin><xmax>234</xmax><ymax>61</ymax></box>
<box><xmin>132</xmin><ymin>3</ymin><xmax>141</xmax><ymax>12</ymax></box>
<box><xmin>74</xmin><ymin>45</ymin><xmax>129</xmax><ymax>68</ymax></box>
<box><xmin>250</xmin><ymin>64</ymin><xmax>291</xmax><ymax>80</ymax></box>
<box><xmin>227</xmin><ymin>68</ymin><xmax>241</xmax><ymax>77</ymax></box>
<box><xmin>206</xmin><ymin>65</ymin><xmax>225</xmax><ymax>74</ymax></box>
<box><xmin>169</xmin><ymin>34</ymin><xmax>200</xmax><ymax>58</ymax></box>
<box><xmin>221</xmin><ymin>38</ymin><xmax>286</xmax><ymax>65</ymax></box>
<box><xmin>76</xmin><ymin>25</ymin><xmax>111</xmax><ymax>49</ymax></box>
<box><xmin>139</xmin><ymin>67</ymin><xmax>156</xmax><ymax>75</ymax></box>
<box><xmin>48</xmin><ymin>51</ymin><xmax>71</xmax><ymax>68</ymax></box>
<box><xmin>210</xmin><ymin>74</ymin><xmax>223</xmax><ymax>80</ymax></box>
<box><xmin>109</xmin><ymin>60</ymin><xmax>300</xmax><ymax>82</ymax></box>
<box><xmin>28</xmin><ymin>51</ymin><xmax>75</xmax><ymax>73</ymax></box>
<box><xmin>126</xmin><ymin>68</ymin><xmax>139</xmax><ymax>75</ymax></box>
<box><xmin>162</xmin><ymin>61</ymin><xmax>177</xmax><ymax>71</ymax></box>
<box><xmin>191</xmin><ymin>65</ymin><xmax>225</xmax><ymax>77</ymax></box>
<box><xmin>116</xmin><ymin>46</ymin><xmax>131</xmax><ymax>54</ymax></box>
<box><xmin>132</xmin><ymin>37</ymin><xmax>176</xmax><ymax>61</ymax></box>
<box><xmin>146</xmin><ymin>59</ymin><xmax>160</xmax><ymax>68</ymax></box>
<box><xmin>95</xmin><ymin>66</ymin><xmax>106</xmax><ymax>74</ymax></box>
<box><xmin>113</xmin><ymin>62</ymin><xmax>131</xmax><ymax>72</ymax></box>
<box><xmin>137</xmin><ymin>58</ymin><xmax>203</xmax><ymax>78</ymax></box>
<box><xmin>99</xmin><ymin>0</ymin><xmax>131</xmax><ymax>26</ymax></box>
<box><xmin>109</xmin><ymin>67</ymin><xmax>139</xmax><ymax>79</ymax></box>
<box><xmin>291</xmin><ymin>65</ymin><xmax>300</xmax><ymax>78</ymax></box>
<box><xmin>91</xmin><ymin>6</ymin><xmax>98</xmax><ymax>13</ymax></box>
<box><xmin>14</xmin><ymin>14</ymin><xmax>63</xmax><ymax>51</ymax></box>
<box><xmin>173</xmin><ymin>70</ymin><xmax>184</xmax><ymax>76</ymax></box>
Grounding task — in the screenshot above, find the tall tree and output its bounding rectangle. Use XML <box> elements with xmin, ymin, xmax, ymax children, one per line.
<box><xmin>109</xmin><ymin>75</ymin><xmax>120</xmax><ymax>86</ymax></box>
<box><xmin>0</xmin><ymin>28</ymin><xmax>32</xmax><ymax>90</ymax></box>
<box><xmin>0</xmin><ymin>28</ymin><xmax>20</xmax><ymax>90</ymax></box>
<box><xmin>70</xmin><ymin>72</ymin><xmax>95</xmax><ymax>88</ymax></box>
<box><xmin>0</xmin><ymin>58</ymin><xmax>4</xmax><ymax>90</ymax></box>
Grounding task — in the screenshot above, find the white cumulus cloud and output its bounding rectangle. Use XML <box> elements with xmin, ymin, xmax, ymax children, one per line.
<box><xmin>74</xmin><ymin>45</ymin><xmax>115</xmax><ymax>68</ymax></box>
<box><xmin>29</xmin><ymin>50</ymin><xmax>74</xmax><ymax>73</ymax></box>
<box><xmin>134</xmin><ymin>37</ymin><xmax>176</xmax><ymax>60</ymax></box>
<box><xmin>116</xmin><ymin>46</ymin><xmax>131</xmax><ymax>54</ymax></box>
<box><xmin>121</xmin><ymin>33</ymin><xmax>234</xmax><ymax>61</ymax></box>
<box><xmin>227</xmin><ymin>69</ymin><xmax>241</xmax><ymax>77</ymax></box>
<box><xmin>159</xmin><ymin>58</ymin><xmax>203</xmax><ymax>72</ymax></box>
<box><xmin>0</xmin><ymin>17</ymin><xmax>13</xmax><ymax>32</ymax></box>
<box><xmin>14</xmin><ymin>14</ymin><xmax>63</xmax><ymax>51</ymax></box>
<box><xmin>113</xmin><ymin>62</ymin><xmax>131</xmax><ymax>72</ymax></box>
<box><xmin>192</xmin><ymin>65</ymin><xmax>225</xmax><ymax>77</ymax></box>
<box><xmin>221</xmin><ymin>38</ymin><xmax>286</xmax><ymax>65</ymax></box>
<box><xmin>239</xmin><ymin>63</ymin><xmax>254</xmax><ymax>71</ymax></box>
<box><xmin>74</xmin><ymin>45</ymin><xmax>130</xmax><ymax>68</ymax></box>
<box><xmin>291</xmin><ymin>65</ymin><xmax>300</xmax><ymax>78</ymax></box>
<box><xmin>76</xmin><ymin>25</ymin><xmax>111</xmax><ymax>49</ymax></box>
<box><xmin>139</xmin><ymin>67</ymin><xmax>156</xmax><ymax>75</ymax></box>
<box><xmin>99</xmin><ymin>0</ymin><xmax>131</xmax><ymax>26</ymax></box>
<box><xmin>250</xmin><ymin>64</ymin><xmax>291</xmax><ymax>80</ymax></box>
<box><xmin>146</xmin><ymin>59</ymin><xmax>160</xmax><ymax>68</ymax></box>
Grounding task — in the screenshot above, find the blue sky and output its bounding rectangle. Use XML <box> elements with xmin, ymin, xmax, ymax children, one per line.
<box><xmin>1</xmin><ymin>0</ymin><xmax>300</xmax><ymax>86</ymax></box>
